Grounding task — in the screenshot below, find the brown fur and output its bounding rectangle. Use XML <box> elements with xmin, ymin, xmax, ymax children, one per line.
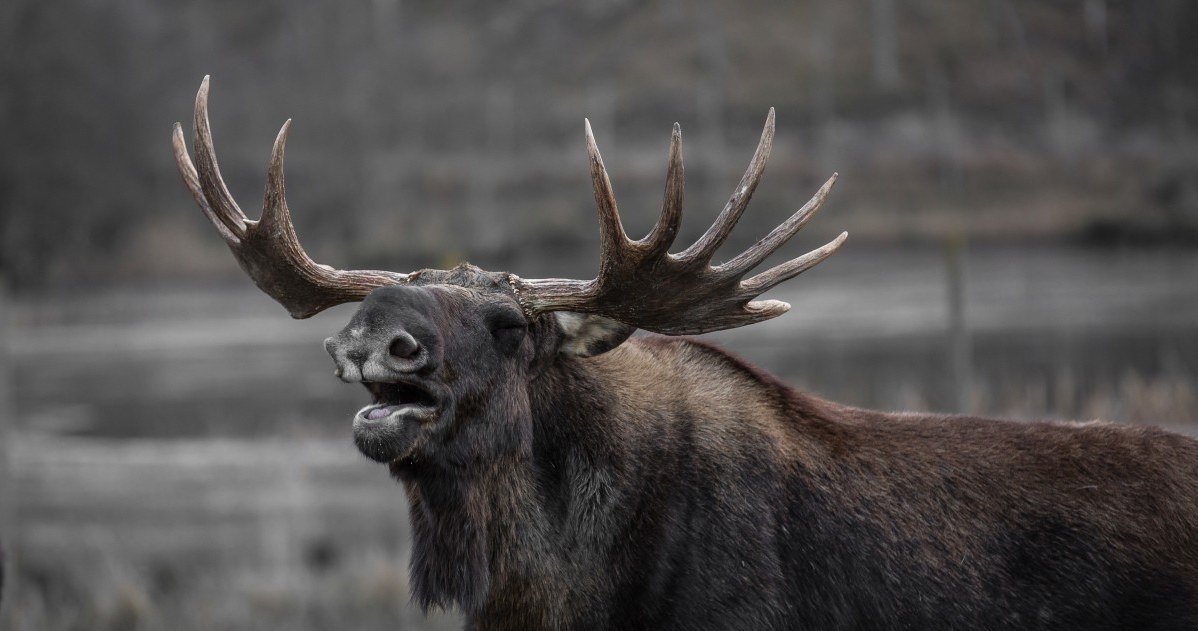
<box><xmin>323</xmin><ymin>278</ymin><xmax>1198</xmax><ymax>630</ymax></box>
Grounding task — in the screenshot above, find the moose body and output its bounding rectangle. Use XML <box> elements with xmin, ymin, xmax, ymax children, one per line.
<box><xmin>332</xmin><ymin>281</ymin><xmax>1198</xmax><ymax>630</ymax></box>
<box><xmin>527</xmin><ymin>340</ymin><xmax>1198</xmax><ymax>630</ymax></box>
<box><xmin>174</xmin><ymin>77</ymin><xmax>1198</xmax><ymax>629</ymax></box>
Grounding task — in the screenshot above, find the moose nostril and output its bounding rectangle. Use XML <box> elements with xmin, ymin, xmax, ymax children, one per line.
<box><xmin>388</xmin><ymin>332</ymin><xmax>421</xmax><ymax>360</ymax></box>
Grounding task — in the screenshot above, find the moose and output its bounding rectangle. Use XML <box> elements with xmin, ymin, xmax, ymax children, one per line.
<box><xmin>173</xmin><ymin>77</ymin><xmax>1198</xmax><ymax>630</ymax></box>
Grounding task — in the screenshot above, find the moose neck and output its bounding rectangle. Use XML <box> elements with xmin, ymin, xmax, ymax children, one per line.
<box><xmin>396</xmin><ymin>339</ymin><xmax>675</xmax><ymax>624</ymax></box>
<box><xmin>395</xmin><ymin>383</ymin><xmax>556</xmax><ymax>617</ymax></box>
<box><xmin>398</xmin><ymin>336</ymin><xmax>834</xmax><ymax>627</ymax></box>
<box><xmin>399</xmin><ymin>450</ymin><xmax>553</xmax><ymax>617</ymax></box>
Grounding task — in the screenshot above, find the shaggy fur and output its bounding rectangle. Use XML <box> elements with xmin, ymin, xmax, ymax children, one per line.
<box><xmin>325</xmin><ymin>268</ymin><xmax>1198</xmax><ymax>631</ymax></box>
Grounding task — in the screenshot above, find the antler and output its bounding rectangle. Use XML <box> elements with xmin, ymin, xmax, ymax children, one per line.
<box><xmin>172</xmin><ymin>76</ymin><xmax>407</xmax><ymax>318</ymax></box>
<box><xmin>509</xmin><ymin>109</ymin><xmax>846</xmax><ymax>335</ymax></box>
<box><xmin>174</xmin><ymin>78</ymin><xmax>842</xmax><ymax>334</ymax></box>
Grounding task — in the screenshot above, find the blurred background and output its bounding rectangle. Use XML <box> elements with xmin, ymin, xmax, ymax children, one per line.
<box><xmin>1</xmin><ymin>0</ymin><xmax>1197</xmax><ymax>628</ymax></box>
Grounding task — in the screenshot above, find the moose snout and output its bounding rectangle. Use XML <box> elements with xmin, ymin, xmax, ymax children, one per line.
<box><xmin>325</xmin><ymin>327</ymin><xmax>430</xmax><ymax>383</ymax></box>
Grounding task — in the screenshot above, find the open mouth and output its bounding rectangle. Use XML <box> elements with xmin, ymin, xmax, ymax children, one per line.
<box><xmin>358</xmin><ymin>380</ymin><xmax>439</xmax><ymax>422</ymax></box>
<box><xmin>352</xmin><ymin>379</ymin><xmax>442</xmax><ymax>464</ymax></box>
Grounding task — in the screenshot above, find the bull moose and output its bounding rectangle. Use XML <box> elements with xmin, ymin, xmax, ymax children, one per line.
<box><xmin>173</xmin><ymin>77</ymin><xmax>1198</xmax><ymax>630</ymax></box>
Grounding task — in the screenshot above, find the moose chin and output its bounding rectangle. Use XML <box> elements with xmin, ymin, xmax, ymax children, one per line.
<box><xmin>174</xmin><ymin>76</ymin><xmax>1198</xmax><ymax>631</ymax></box>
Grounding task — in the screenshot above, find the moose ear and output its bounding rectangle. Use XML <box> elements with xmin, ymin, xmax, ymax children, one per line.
<box><xmin>554</xmin><ymin>312</ymin><xmax>635</xmax><ymax>358</ymax></box>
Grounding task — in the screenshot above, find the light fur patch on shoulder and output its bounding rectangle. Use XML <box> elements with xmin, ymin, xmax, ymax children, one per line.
<box><xmin>555</xmin><ymin>312</ymin><xmax>635</xmax><ymax>357</ymax></box>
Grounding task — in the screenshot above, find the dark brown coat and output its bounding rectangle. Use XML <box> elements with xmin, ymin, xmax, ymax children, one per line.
<box><xmin>327</xmin><ymin>279</ymin><xmax>1198</xmax><ymax>631</ymax></box>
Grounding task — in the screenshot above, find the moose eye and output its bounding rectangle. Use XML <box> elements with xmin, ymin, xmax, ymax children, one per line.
<box><xmin>486</xmin><ymin>308</ymin><xmax>527</xmax><ymax>355</ymax></box>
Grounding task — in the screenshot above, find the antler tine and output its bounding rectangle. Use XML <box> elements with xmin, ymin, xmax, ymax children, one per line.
<box><xmin>678</xmin><ymin>107</ymin><xmax>774</xmax><ymax>264</ymax></box>
<box><xmin>260</xmin><ymin>119</ymin><xmax>293</xmax><ymax>235</ymax></box>
<box><xmin>585</xmin><ymin>119</ymin><xmax>632</xmax><ymax>268</ymax></box>
<box><xmin>172</xmin><ymin>122</ymin><xmax>239</xmax><ymax>245</ymax></box>
<box><xmin>741</xmin><ymin>231</ymin><xmax>848</xmax><ymax>296</ymax></box>
<box><xmin>715</xmin><ymin>173</ymin><xmax>838</xmax><ymax>277</ymax></box>
<box><xmin>640</xmin><ymin>122</ymin><xmax>685</xmax><ymax>259</ymax></box>
<box><xmin>173</xmin><ymin>77</ymin><xmax>408</xmax><ymax>319</ymax></box>
<box><xmin>192</xmin><ymin>75</ymin><xmax>249</xmax><ymax>239</ymax></box>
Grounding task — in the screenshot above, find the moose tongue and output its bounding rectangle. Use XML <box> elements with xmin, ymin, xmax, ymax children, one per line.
<box><xmin>367</xmin><ymin>406</ymin><xmax>398</xmax><ymax>420</ymax></box>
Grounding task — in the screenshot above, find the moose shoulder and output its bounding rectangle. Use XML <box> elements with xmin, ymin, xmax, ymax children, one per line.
<box><xmin>174</xmin><ymin>77</ymin><xmax>1198</xmax><ymax>630</ymax></box>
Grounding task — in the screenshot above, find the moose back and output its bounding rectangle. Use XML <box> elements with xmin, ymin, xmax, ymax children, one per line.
<box><xmin>173</xmin><ymin>77</ymin><xmax>1198</xmax><ymax>630</ymax></box>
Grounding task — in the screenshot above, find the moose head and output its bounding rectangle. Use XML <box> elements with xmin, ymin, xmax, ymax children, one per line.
<box><xmin>172</xmin><ymin>76</ymin><xmax>843</xmax><ymax>478</ymax></box>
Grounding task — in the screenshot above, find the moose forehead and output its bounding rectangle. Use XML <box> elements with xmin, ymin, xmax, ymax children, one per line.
<box><xmin>348</xmin><ymin>263</ymin><xmax>523</xmax><ymax>328</ymax></box>
<box><xmin>404</xmin><ymin>263</ymin><xmax>513</xmax><ymax>292</ymax></box>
